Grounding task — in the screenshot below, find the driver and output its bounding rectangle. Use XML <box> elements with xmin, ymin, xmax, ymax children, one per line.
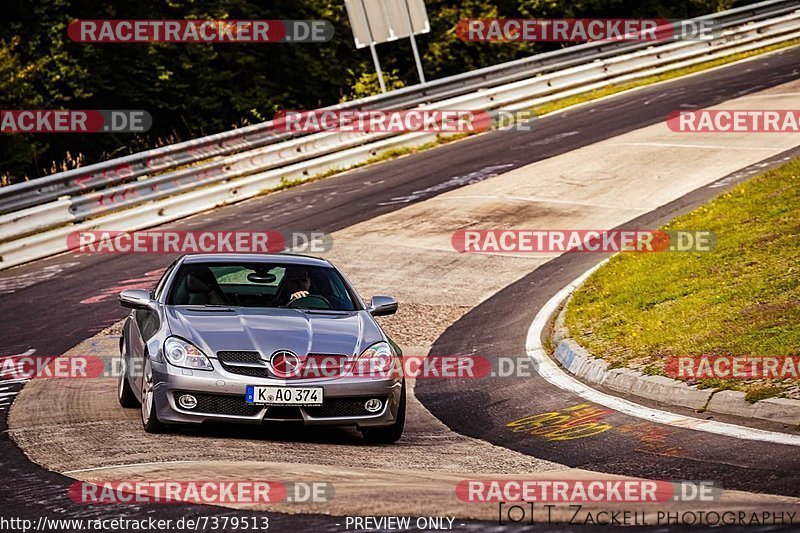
<box><xmin>284</xmin><ymin>268</ymin><xmax>312</xmax><ymax>302</ymax></box>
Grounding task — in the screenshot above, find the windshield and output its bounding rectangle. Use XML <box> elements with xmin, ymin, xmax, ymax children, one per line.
<box><xmin>167</xmin><ymin>262</ymin><xmax>358</xmax><ymax>311</ymax></box>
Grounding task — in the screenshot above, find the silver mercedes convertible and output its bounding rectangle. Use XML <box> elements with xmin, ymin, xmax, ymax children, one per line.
<box><xmin>117</xmin><ymin>253</ymin><xmax>404</xmax><ymax>443</ymax></box>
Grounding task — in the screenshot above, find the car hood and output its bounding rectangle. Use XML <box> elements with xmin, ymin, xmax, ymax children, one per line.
<box><xmin>164</xmin><ymin>307</ymin><xmax>384</xmax><ymax>359</ymax></box>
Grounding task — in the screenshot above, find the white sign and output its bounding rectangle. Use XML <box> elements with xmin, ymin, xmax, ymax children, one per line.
<box><xmin>345</xmin><ymin>0</ymin><xmax>430</xmax><ymax>49</ymax></box>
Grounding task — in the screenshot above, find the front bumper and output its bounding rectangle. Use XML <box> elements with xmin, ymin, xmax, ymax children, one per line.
<box><xmin>150</xmin><ymin>358</ymin><xmax>402</xmax><ymax>428</ymax></box>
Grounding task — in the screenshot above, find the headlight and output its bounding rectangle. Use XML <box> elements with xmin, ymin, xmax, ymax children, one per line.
<box><xmin>357</xmin><ymin>341</ymin><xmax>395</xmax><ymax>375</ymax></box>
<box><xmin>164</xmin><ymin>337</ymin><xmax>213</xmax><ymax>371</ymax></box>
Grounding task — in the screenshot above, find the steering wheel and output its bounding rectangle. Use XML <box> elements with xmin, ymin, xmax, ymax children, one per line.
<box><xmin>287</xmin><ymin>295</ymin><xmax>332</xmax><ymax>309</ymax></box>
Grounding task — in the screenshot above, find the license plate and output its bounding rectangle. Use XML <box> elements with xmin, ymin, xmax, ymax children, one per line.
<box><xmin>246</xmin><ymin>385</ymin><xmax>323</xmax><ymax>406</ymax></box>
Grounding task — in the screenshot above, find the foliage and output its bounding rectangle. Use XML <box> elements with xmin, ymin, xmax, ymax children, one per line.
<box><xmin>342</xmin><ymin>69</ymin><xmax>406</xmax><ymax>101</ymax></box>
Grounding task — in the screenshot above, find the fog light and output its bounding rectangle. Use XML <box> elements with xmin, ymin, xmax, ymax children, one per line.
<box><xmin>178</xmin><ymin>394</ymin><xmax>197</xmax><ymax>410</ymax></box>
<box><xmin>364</xmin><ymin>398</ymin><xmax>383</xmax><ymax>413</ymax></box>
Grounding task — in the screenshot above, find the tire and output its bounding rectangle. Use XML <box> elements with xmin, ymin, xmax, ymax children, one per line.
<box><xmin>362</xmin><ymin>382</ymin><xmax>406</xmax><ymax>444</ymax></box>
<box><xmin>118</xmin><ymin>340</ymin><xmax>140</xmax><ymax>408</ymax></box>
<box><xmin>141</xmin><ymin>357</ymin><xmax>169</xmax><ymax>434</ymax></box>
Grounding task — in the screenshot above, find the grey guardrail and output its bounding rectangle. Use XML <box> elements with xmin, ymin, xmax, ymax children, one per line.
<box><xmin>0</xmin><ymin>0</ymin><xmax>796</xmax><ymax>215</ymax></box>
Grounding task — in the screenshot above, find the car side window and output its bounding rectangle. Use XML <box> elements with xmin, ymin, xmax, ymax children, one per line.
<box><xmin>153</xmin><ymin>260</ymin><xmax>179</xmax><ymax>300</ymax></box>
<box><xmin>135</xmin><ymin>260</ymin><xmax>175</xmax><ymax>340</ymax></box>
<box><xmin>135</xmin><ymin>309</ymin><xmax>160</xmax><ymax>341</ymax></box>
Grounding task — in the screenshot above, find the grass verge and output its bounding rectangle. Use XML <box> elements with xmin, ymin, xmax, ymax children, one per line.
<box><xmin>565</xmin><ymin>157</ymin><xmax>800</xmax><ymax>400</ymax></box>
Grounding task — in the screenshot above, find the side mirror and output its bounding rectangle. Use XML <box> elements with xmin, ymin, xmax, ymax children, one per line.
<box><xmin>368</xmin><ymin>296</ymin><xmax>398</xmax><ymax>317</ymax></box>
<box><xmin>119</xmin><ymin>289</ymin><xmax>156</xmax><ymax>310</ymax></box>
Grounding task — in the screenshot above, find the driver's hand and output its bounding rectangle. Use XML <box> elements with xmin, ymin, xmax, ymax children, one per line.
<box><xmin>290</xmin><ymin>291</ymin><xmax>309</xmax><ymax>301</ymax></box>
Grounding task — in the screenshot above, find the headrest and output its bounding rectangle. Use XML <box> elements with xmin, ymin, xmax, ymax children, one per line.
<box><xmin>186</xmin><ymin>273</ymin><xmax>211</xmax><ymax>293</ymax></box>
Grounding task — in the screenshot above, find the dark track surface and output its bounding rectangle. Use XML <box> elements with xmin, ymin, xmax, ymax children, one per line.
<box><xmin>1</xmin><ymin>46</ymin><xmax>799</xmax><ymax>530</ymax></box>
<box><xmin>415</xmin><ymin>146</ymin><xmax>800</xmax><ymax>498</ymax></box>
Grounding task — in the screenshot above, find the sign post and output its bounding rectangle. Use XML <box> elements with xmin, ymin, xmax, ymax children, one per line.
<box><xmin>344</xmin><ymin>0</ymin><xmax>431</xmax><ymax>91</ymax></box>
<box><xmin>403</xmin><ymin>0</ymin><xmax>426</xmax><ymax>84</ymax></box>
<box><xmin>358</xmin><ymin>0</ymin><xmax>387</xmax><ymax>92</ymax></box>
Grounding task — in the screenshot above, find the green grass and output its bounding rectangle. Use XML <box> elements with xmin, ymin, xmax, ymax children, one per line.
<box><xmin>565</xmin><ymin>158</ymin><xmax>800</xmax><ymax>399</ymax></box>
<box><xmin>745</xmin><ymin>385</ymin><xmax>785</xmax><ymax>404</ymax></box>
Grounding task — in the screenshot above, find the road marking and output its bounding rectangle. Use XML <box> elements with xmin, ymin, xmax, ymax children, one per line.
<box><xmin>526</xmin><ymin>131</ymin><xmax>580</xmax><ymax>144</ymax></box>
<box><xmin>507</xmin><ymin>403</ymin><xmax>614</xmax><ymax>442</ymax></box>
<box><xmin>617</xmin><ymin>142</ymin><xmax>776</xmax><ymax>152</ymax></box>
<box><xmin>359</xmin><ymin>240</ymin><xmax>560</xmax><ymax>260</ymax></box>
<box><xmin>63</xmin><ymin>460</ymin><xmax>226</xmax><ymax>475</ymax></box>
<box><xmin>0</xmin><ymin>378</ymin><xmax>30</xmax><ymax>385</ymax></box>
<box><xmin>708</xmin><ymin>153</ymin><xmax>796</xmax><ymax>189</ymax></box>
<box><xmin>0</xmin><ymin>350</ymin><xmax>33</xmax><ymax>412</ymax></box>
<box><xmin>377</xmin><ymin>164</ymin><xmax>515</xmax><ymax>206</ymax></box>
<box><xmin>743</xmin><ymin>92</ymin><xmax>800</xmax><ymax>97</ymax></box>
<box><xmin>80</xmin><ymin>269</ymin><xmax>163</xmax><ymax>304</ymax></box>
<box><xmin>453</xmin><ymin>251</ymin><xmax>562</xmax><ymax>260</ymax></box>
<box><xmin>0</xmin><ymin>349</ymin><xmax>35</xmax><ymax>359</ymax></box>
<box><xmin>526</xmin><ymin>263</ymin><xmax>800</xmax><ymax>447</ymax></box>
<box><xmin>0</xmin><ymin>263</ymin><xmax>80</xmax><ymax>295</ymax></box>
<box><xmin>443</xmin><ymin>194</ymin><xmax>648</xmax><ymax>212</ymax></box>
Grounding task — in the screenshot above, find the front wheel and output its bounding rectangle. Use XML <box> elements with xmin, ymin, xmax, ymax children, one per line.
<box><xmin>141</xmin><ymin>357</ymin><xmax>169</xmax><ymax>433</ymax></box>
<box><xmin>362</xmin><ymin>383</ymin><xmax>406</xmax><ymax>444</ymax></box>
<box><xmin>118</xmin><ymin>340</ymin><xmax>139</xmax><ymax>408</ymax></box>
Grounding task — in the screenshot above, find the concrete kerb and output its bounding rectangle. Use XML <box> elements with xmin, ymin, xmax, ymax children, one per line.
<box><xmin>546</xmin><ymin>289</ymin><xmax>800</xmax><ymax>427</ymax></box>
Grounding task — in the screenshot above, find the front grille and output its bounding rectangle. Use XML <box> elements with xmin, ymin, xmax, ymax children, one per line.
<box><xmin>217</xmin><ymin>350</ymin><xmax>271</xmax><ymax>378</ymax></box>
<box><xmin>264</xmin><ymin>406</ymin><xmax>302</xmax><ymax>420</ymax></box>
<box><xmin>174</xmin><ymin>392</ymin><xmax>261</xmax><ymax>417</ymax></box>
<box><xmin>217</xmin><ymin>351</ymin><xmax>261</xmax><ymax>363</ymax></box>
<box><xmin>220</xmin><ymin>363</ymin><xmax>272</xmax><ymax>378</ymax></box>
<box><xmin>305</xmin><ymin>397</ymin><xmax>385</xmax><ymax>418</ymax></box>
<box><xmin>216</xmin><ymin>352</ymin><xmax>350</xmax><ymax>380</ymax></box>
